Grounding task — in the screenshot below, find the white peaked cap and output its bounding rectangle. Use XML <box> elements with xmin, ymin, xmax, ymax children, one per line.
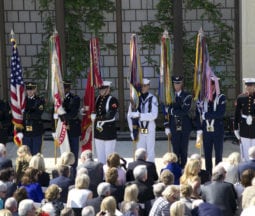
<box><xmin>243</xmin><ymin>78</ymin><xmax>255</xmax><ymax>84</ymax></box>
<box><xmin>102</xmin><ymin>80</ymin><xmax>112</xmax><ymax>87</ymax></box>
<box><xmin>210</xmin><ymin>76</ymin><xmax>220</xmax><ymax>81</ymax></box>
<box><xmin>142</xmin><ymin>78</ymin><xmax>150</xmax><ymax>85</ymax></box>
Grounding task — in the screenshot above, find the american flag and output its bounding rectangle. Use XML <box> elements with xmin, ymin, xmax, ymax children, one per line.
<box><xmin>10</xmin><ymin>37</ymin><xmax>26</xmax><ymax>130</ymax></box>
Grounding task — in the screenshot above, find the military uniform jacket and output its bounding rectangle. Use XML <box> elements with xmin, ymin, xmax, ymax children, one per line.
<box><xmin>196</xmin><ymin>94</ymin><xmax>226</xmax><ymax>133</ymax></box>
<box><xmin>23</xmin><ymin>95</ymin><xmax>44</xmax><ymax>136</ymax></box>
<box><xmin>61</xmin><ymin>92</ymin><xmax>81</xmax><ymax>137</ymax></box>
<box><xmin>94</xmin><ymin>94</ymin><xmax>119</xmax><ymax>140</ymax></box>
<box><xmin>234</xmin><ymin>92</ymin><xmax>255</xmax><ymax>138</ymax></box>
<box><xmin>165</xmin><ymin>90</ymin><xmax>192</xmax><ymax>133</ymax></box>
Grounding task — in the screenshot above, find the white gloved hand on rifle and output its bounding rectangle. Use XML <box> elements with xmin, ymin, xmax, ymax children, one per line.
<box><xmin>165</xmin><ymin>128</ymin><xmax>171</xmax><ymax>136</ymax></box>
<box><xmin>234</xmin><ymin>130</ymin><xmax>241</xmax><ymax>140</ymax></box>
<box><xmin>130</xmin><ymin>132</ymin><xmax>134</xmax><ymax>141</ymax></box>
<box><xmin>131</xmin><ymin>111</ymin><xmax>140</xmax><ymax>118</ymax></box>
<box><xmin>195</xmin><ymin>130</ymin><xmax>203</xmax><ymax>149</ymax></box>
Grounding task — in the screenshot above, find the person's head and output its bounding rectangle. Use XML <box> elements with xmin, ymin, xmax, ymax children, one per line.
<box><xmin>97</xmin><ymin>182</ymin><xmax>111</xmax><ymax>197</ymax></box>
<box><xmin>226</xmin><ymin>152</ymin><xmax>241</xmax><ymax>165</ymax></box>
<box><xmin>41</xmin><ymin>202</ymin><xmax>55</xmax><ymax>216</ymax></box>
<box><xmin>105</xmin><ymin>167</ymin><xmax>118</xmax><ymax>185</ymax></box>
<box><xmin>100</xmin><ymin>196</ymin><xmax>117</xmax><ymax>216</ymax></box>
<box><xmin>170</xmin><ymin>200</ymin><xmax>185</xmax><ymax>216</ymax></box>
<box><xmin>141</xmin><ymin>78</ymin><xmax>150</xmax><ymax>94</ymax></box>
<box><xmin>0</xmin><ymin>143</ymin><xmax>7</xmax><ymax>157</ymax></box>
<box><xmin>135</xmin><ymin>148</ymin><xmax>147</xmax><ymax>161</ymax></box>
<box><xmin>180</xmin><ymin>184</ymin><xmax>193</xmax><ymax>198</ymax></box>
<box><xmin>124</xmin><ymin>183</ymin><xmax>139</xmax><ymax>202</ymax></box>
<box><xmin>0</xmin><ymin>167</ymin><xmax>15</xmax><ymax>182</ymax></box>
<box><xmin>80</xmin><ymin>150</ymin><xmax>93</xmax><ymax>162</ymax></box>
<box><xmin>18</xmin><ymin>199</ymin><xmax>36</xmax><ymax>216</ymax></box>
<box><xmin>133</xmin><ymin>165</ymin><xmax>147</xmax><ymax>182</ymax></box>
<box><xmin>162</xmin><ymin>152</ymin><xmax>178</xmax><ymax>164</ymax></box>
<box><xmin>189</xmin><ymin>175</ymin><xmax>201</xmax><ymax>196</ymax></box>
<box><xmin>0</xmin><ymin>209</ymin><xmax>12</xmax><ymax>216</ymax></box>
<box><xmin>29</xmin><ymin>153</ymin><xmax>46</xmax><ymax>172</ymax></box>
<box><xmin>81</xmin><ymin>206</ymin><xmax>95</xmax><ymax>216</ymax></box>
<box><xmin>162</xmin><ymin>185</ymin><xmax>180</xmax><ymax>203</ymax></box>
<box><xmin>45</xmin><ymin>184</ymin><xmax>62</xmax><ymax>201</ymax></box>
<box><xmin>106</xmin><ymin>153</ymin><xmax>121</xmax><ymax>168</ymax></box>
<box><xmin>121</xmin><ymin>201</ymin><xmax>140</xmax><ymax>216</ymax></box>
<box><xmin>4</xmin><ymin>197</ymin><xmax>17</xmax><ymax>213</ymax></box>
<box><xmin>99</xmin><ymin>81</ymin><xmax>111</xmax><ymax>96</ymax></box>
<box><xmin>190</xmin><ymin>153</ymin><xmax>202</xmax><ymax>163</ymax></box>
<box><xmin>60</xmin><ymin>152</ymin><xmax>75</xmax><ymax>166</ymax></box>
<box><xmin>21</xmin><ymin>167</ymin><xmax>39</xmax><ymax>185</ymax></box>
<box><xmin>212</xmin><ymin>164</ymin><xmax>226</xmax><ymax>181</ymax></box>
<box><xmin>181</xmin><ymin>159</ymin><xmax>201</xmax><ymax>184</ymax></box>
<box><xmin>243</xmin><ymin>78</ymin><xmax>255</xmax><ymax>94</ymax></box>
<box><xmin>240</xmin><ymin>169</ymin><xmax>255</xmax><ymax>187</ymax></box>
<box><xmin>60</xmin><ymin>207</ymin><xmax>75</xmax><ymax>216</ymax></box>
<box><xmin>248</xmin><ymin>146</ymin><xmax>255</xmax><ymax>160</ymax></box>
<box><xmin>159</xmin><ymin>169</ymin><xmax>174</xmax><ymax>185</ymax></box>
<box><xmin>13</xmin><ymin>187</ymin><xmax>28</xmax><ymax>205</ymax></box>
<box><xmin>153</xmin><ymin>182</ymin><xmax>166</xmax><ymax>198</ymax></box>
<box><xmin>172</xmin><ymin>76</ymin><xmax>183</xmax><ymax>92</ymax></box>
<box><xmin>17</xmin><ymin>145</ymin><xmax>31</xmax><ymax>158</ymax></box>
<box><xmin>0</xmin><ymin>180</ymin><xmax>7</xmax><ymax>199</ymax></box>
<box><xmin>77</xmin><ymin>167</ymin><xmax>88</xmax><ymax>176</ymax></box>
<box><xmin>25</xmin><ymin>82</ymin><xmax>37</xmax><ymax>97</ymax></box>
<box><xmin>75</xmin><ymin>174</ymin><xmax>90</xmax><ymax>189</ymax></box>
<box><xmin>63</xmin><ymin>80</ymin><xmax>71</xmax><ymax>94</ymax></box>
<box><xmin>58</xmin><ymin>164</ymin><xmax>70</xmax><ymax>177</ymax></box>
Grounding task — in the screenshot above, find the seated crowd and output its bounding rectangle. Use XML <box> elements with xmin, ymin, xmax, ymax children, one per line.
<box><xmin>0</xmin><ymin>142</ymin><xmax>255</xmax><ymax>216</ymax></box>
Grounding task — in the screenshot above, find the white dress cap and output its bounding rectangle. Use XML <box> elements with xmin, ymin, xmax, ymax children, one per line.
<box><xmin>243</xmin><ymin>78</ymin><xmax>255</xmax><ymax>85</ymax></box>
<box><xmin>102</xmin><ymin>80</ymin><xmax>112</xmax><ymax>87</ymax></box>
<box><xmin>142</xmin><ymin>78</ymin><xmax>150</xmax><ymax>85</ymax></box>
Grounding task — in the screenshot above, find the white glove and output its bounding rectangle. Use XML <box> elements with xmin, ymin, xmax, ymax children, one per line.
<box><xmin>53</xmin><ymin>113</ymin><xmax>58</xmax><ymax>119</ymax></box>
<box><xmin>201</xmin><ymin>112</ymin><xmax>205</xmax><ymax>120</ymax></box>
<box><xmin>131</xmin><ymin>111</ymin><xmax>140</xmax><ymax>118</ymax></box>
<box><xmin>165</xmin><ymin>128</ymin><xmax>171</xmax><ymax>136</ymax></box>
<box><xmin>234</xmin><ymin>130</ymin><xmax>241</xmax><ymax>140</ymax></box>
<box><xmin>196</xmin><ymin>130</ymin><xmax>203</xmax><ymax>136</ymax></box>
<box><xmin>57</xmin><ymin>105</ymin><xmax>66</xmax><ymax>115</ymax></box>
<box><xmin>196</xmin><ymin>130</ymin><xmax>203</xmax><ymax>149</ymax></box>
<box><xmin>130</xmin><ymin>133</ymin><xmax>134</xmax><ymax>141</ymax></box>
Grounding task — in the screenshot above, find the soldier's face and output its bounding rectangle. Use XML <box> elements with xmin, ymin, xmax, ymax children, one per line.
<box><xmin>26</xmin><ymin>89</ymin><xmax>36</xmax><ymax>97</ymax></box>
<box><xmin>173</xmin><ymin>82</ymin><xmax>182</xmax><ymax>92</ymax></box>
<box><xmin>141</xmin><ymin>84</ymin><xmax>150</xmax><ymax>94</ymax></box>
<box><xmin>245</xmin><ymin>84</ymin><xmax>255</xmax><ymax>94</ymax></box>
<box><xmin>99</xmin><ymin>87</ymin><xmax>110</xmax><ymax>96</ymax></box>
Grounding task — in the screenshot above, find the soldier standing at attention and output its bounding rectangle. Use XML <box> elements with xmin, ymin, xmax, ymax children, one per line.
<box><xmin>164</xmin><ymin>76</ymin><xmax>192</xmax><ymax>169</ymax></box>
<box><xmin>234</xmin><ymin>78</ymin><xmax>255</xmax><ymax>161</ymax></box>
<box><xmin>23</xmin><ymin>82</ymin><xmax>45</xmax><ymax>155</ymax></box>
<box><xmin>59</xmin><ymin>81</ymin><xmax>81</xmax><ymax>170</ymax></box>
<box><xmin>94</xmin><ymin>81</ymin><xmax>119</xmax><ymax>164</ymax></box>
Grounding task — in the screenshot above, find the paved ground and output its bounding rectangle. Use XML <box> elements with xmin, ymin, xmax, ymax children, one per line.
<box><xmin>5</xmin><ymin>133</ymin><xmax>240</xmax><ymax>175</ymax></box>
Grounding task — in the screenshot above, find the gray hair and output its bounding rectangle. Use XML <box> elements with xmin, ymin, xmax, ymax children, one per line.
<box><xmin>18</xmin><ymin>199</ymin><xmax>34</xmax><ymax>216</ymax></box>
<box><xmin>0</xmin><ymin>144</ymin><xmax>6</xmax><ymax>157</ymax></box>
<box><xmin>135</xmin><ymin>148</ymin><xmax>147</xmax><ymax>160</ymax></box>
<box><xmin>4</xmin><ymin>197</ymin><xmax>17</xmax><ymax>211</ymax></box>
<box><xmin>0</xmin><ymin>180</ymin><xmax>7</xmax><ymax>192</ymax></box>
<box><xmin>81</xmin><ymin>206</ymin><xmax>95</xmax><ymax>216</ymax></box>
<box><xmin>81</xmin><ymin>150</ymin><xmax>93</xmax><ymax>160</ymax></box>
<box><xmin>133</xmin><ymin>165</ymin><xmax>147</xmax><ymax>180</ymax></box>
<box><xmin>97</xmin><ymin>182</ymin><xmax>111</xmax><ymax>197</ymax></box>
<box><xmin>249</xmin><ymin>146</ymin><xmax>255</xmax><ymax>159</ymax></box>
<box><xmin>212</xmin><ymin>164</ymin><xmax>226</xmax><ymax>181</ymax></box>
<box><xmin>153</xmin><ymin>182</ymin><xmax>165</xmax><ymax>197</ymax></box>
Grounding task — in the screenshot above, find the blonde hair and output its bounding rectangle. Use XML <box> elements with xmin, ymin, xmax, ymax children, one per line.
<box><xmin>162</xmin><ymin>185</ymin><xmax>180</xmax><ymax>200</ymax></box>
<box><xmin>162</xmin><ymin>152</ymin><xmax>178</xmax><ymax>164</ymax></box>
<box><xmin>60</xmin><ymin>152</ymin><xmax>75</xmax><ymax>165</ymax></box>
<box><xmin>180</xmin><ymin>159</ymin><xmax>200</xmax><ymax>185</ymax></box>
<box><xmin>124</xmin><ymin>184</ymin><xmax>138</xmax><ymax>202</ymax></box>
<box><xmin>29</xmin><ymin>153</ymin><xmax>46</xmax><ymax>172</ymax></box>
<box><xmin>45</xmin><ymin>184</ymin><xmax>61</xmax><ymax>201</ymax></box>
<box><xmin>100</xmin><ymin>196</ymin><xmax>116</xmax><ymax>216</ymax></box>
<box><xmin>17</xmin><ymin>145</ymin><xmax>31</xmax><ymax>161</ymax></box>
<box><xmin>227</xmin><ymin>152</ymin><xmax>240</xmax><ymax>166</ymax></box>
<box><xmin>107</xmin><ymin>153</ymin><xmax>121</xmax><ymax>168</ymax></box>
<box><xmin>170</xmin><ymin>200</ymin><xmax>185</xmax><ymax>216</ymax></box>
<box><xmin>75</xmin><ymin>174</ymin><xmax>90</xmax><ymax>189</ymax></box>
<box><xmin>0</xmin><ymin>209</ymin><xmax>12</xmax><ymax>216</ymax></box>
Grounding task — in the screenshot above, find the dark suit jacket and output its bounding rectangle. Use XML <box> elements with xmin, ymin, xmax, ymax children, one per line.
<box><xmin>126</xmin><ymin>159</ymin><xmax>158</xmax><ymax>185</ymax></box>
<box><xmin>238</xmin><ymin>160</ymin><xmax>255</xmax><ymax>179</ymax></box>
<box><xmin>77</xmin><ymin>159</ymin><xmax>104</xmax><ymax>197</ymax></box>
<box><xmin>201</xmin><ymin>181</ymin><xmax>237</xmax><ymax>216</ymax></box>
<box><xmin>50</xmin><ymin>175</ymin><xmax>72</xmax><ymax>203</ymax></box>
<box><xmin>86</xmin><ymin>196</ymin><xmax>104</xmax><ymax>214</ymax></box>
<box><xmin>0</xmin><ymin>157</ymin><xmax>13</xmax><ymax>170</ymax></box>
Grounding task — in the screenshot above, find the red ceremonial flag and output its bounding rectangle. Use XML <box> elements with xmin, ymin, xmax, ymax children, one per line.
<box><xmin>10</xmin><ymin>32</ymin><xmax>26</xmax><ymax>147</ymax></box>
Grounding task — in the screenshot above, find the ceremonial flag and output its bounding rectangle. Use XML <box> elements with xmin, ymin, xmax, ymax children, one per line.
<box><xmin>10</xmin><ymin>31</ymin><xmax>26</xmax><ymax>147</ymax></box>
<box><xmin>49</xmin><ymin>31</ymin><xmax>70</xmax><ymax>154</ymax></box>
<box><xmin>80</xmin><ymin>38</ymin><xmax>103</xmax><ymax>151</ymax></box>
<box><xmin>128</xmin><ymin>34</ymin><xmax>143</xmax><ymax>142</ymax></box>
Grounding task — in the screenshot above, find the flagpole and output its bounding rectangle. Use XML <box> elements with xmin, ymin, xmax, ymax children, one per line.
<box><xmin>91</xmin><ymin>113</ymin><xmax>96</xmax><ymax>158</ymax></box>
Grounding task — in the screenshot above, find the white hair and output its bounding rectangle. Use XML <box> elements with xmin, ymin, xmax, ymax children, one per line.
<box><xmin>0</xmin><ymin>143</ymin><xmax>6</xmax><ymax>157</ymax></box>
<box><xmin>133</xmin><ymin>165</ymin><xmax>147</xmax><ymax>180</ymax></box>
<box><xmin>18</xmin><ymin>199</ymin><xmax>34</xmax><ymax>216</ymax></box>
<box><xmin>4</xmin><ymin>197</ymin><xmax>17</xmax><ymax>210</ymax></box>
<box><xmin>135</xmin><ymin>148</ymin><xmax>147</xmax><ymax>160</ymax></box>
<box><xmin>81</xmin><ymin>206</ymin><xmax>95</xmax><ymax>216</ymax></box>
<box><xmin>97</xmin><ymin>182</ymin><xmax>111</xmax><ymax>197</ymax></box>
<box><xmin>41</xmin><ymin>202</ymin><xmax>56</xmax><ymax>216</ymax></box>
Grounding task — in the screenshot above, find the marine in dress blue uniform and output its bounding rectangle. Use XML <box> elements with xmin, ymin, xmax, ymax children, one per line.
<box><xmin>59</xmin><ymin>81</ymin><xmax>81</xmax><ymax>169</ymax></box>
<box><xmin>196</xmin><ymin>77</ymin><xmax>226</xmax><ymax>175</ymax></box>
<box><xmin>94</xmin><ymin>81</ymin><xmax>119</xmax><ymax>164</ymax></box>
<box><xmin>234</xmin><ymin>78</ymin><xmax>255</xmax><ymax>161</ymax></box>
<box><xmin>164</xmin><ymin>76</ymin><xmax>192</xmax><ymax>168</ymax></box>
<box><xmin>23</xmin><ymin>82</ymin><xmax>45</xmax><ymax>155</ymax></box>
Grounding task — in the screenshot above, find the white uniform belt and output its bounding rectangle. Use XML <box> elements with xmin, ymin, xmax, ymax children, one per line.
<box><xmin>241</xmin><ymin>114</ymin><xmax>255</xmax><ymax>119</ymax></box>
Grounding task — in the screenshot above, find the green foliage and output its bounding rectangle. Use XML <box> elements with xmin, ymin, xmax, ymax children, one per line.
<box><xmin>30</xmin><ymin>0</ymin><xmax>115</xmax><ymax>90</ymax></box>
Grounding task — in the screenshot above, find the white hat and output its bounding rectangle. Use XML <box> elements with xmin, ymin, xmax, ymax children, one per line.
<box><xmin>102</xmin><ymin>80</ymin><xmax>112</xmax><ymax>87</ymax></box>
<box><xmin>142</xmin><ymin>78</ymin><xmax>150</xmax><ymax>85</ymax></box>
<box><xmin>243</xmin><ymin>78</ymin><xmax>255</xmax><ymax>85</ymax></box>
<box><xmin>210</xmin><ymin>76</ymin><xmax>220</xmax><ymax>81</ymax></box>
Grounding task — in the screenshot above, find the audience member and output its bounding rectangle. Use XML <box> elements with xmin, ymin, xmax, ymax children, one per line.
<box><xmin>13</xmin><ymin>187</ymin><xmax>28</xmax><ymax>207</ymax></box>
<box><xmin>121</xmin><ymin>201</ymin><xmax>139</xmax><ymax>216</ymax></box>
<box><xmin>241</xmin><ymin>196</ymin><xmax>255</xmax><ymax>216</ymax></box>
<box><xmin>191</xmin><ymin>199</ymin><xmax>223</xmax><ymax>216</ymax></box>
<box><xmin>60</xmin><ymin>207</ymin><xmax>75</xmax><ymax>216</ymax></box>
<box><xmin>0</xmin><ymin>167</ymin><xmax>17</xmax><ymax>199</ymax></box>
<box><xmin>82</xmin><ymin>205</ymin><xmax>95</xmax><ymax>216</ymax></box>
<box><xmin>49</xmin><ymin>165</ymin><xmax>72</xmax><ymax>203</ymax></box>
<box><xmin>120</xmin><ymin>184</ymin><xmax>139</xmax><ymax>213</ymax></box>
<box><xmin>180</xmin><ymin>159</ymin><xmax>200</xmax><ymax>185</ymax></box>
<box><xmin>29</xmin><ymin>153</ymin><xmax>50</xmax><ymax>187</ymax></box>
<box><xmin>161</xmin><ymin>152</ymin><xmax>182</xmax><ymax>185</ymax></box>
<box><xmin>238</xmin><ymin>146</ymin><xmax>255</xmax><ymax>179</ymax></box>
<box><xmin>159</xmin><ymin>169</ymin><xmax>174</xmax><ymax>186</ymax></box>
<box><xmin>99</xmin><ymin>196</ymin><xmax>123</xmax><ymax>216</ymax></box>
<box><xmin>18</xmin><ymin>199</ymin><xmax>36</xmax><ymax>216</ymax></box>
<box><xmin>242</xmin><ymin>176</ymin><xmax>255</xmax><ymax>209</ymax></box>
<box><xmin>41</xmin><ymin>202</ymin><xmax>55</xmax><ymax>216</ymax></box>
<box><xmin>86</xmin><ymin>182</ymin><xmax>111</xmax><ymax>214</ymax></box>
<box><xmin>5</xmin><ymin>197</ymin><xmax>18</xmax><ymax>216</ymax></box>
<box><xmin>189</xmin><ymin>176</ymin><xmax>202</xmax><ymax>200</ymax></box>
<box><xmin>77</xmin><ymin>150</ymin><xmax>104</xmax><ymax>197</ymax></box>
<box><xmin>0</xmin><ymin>143</ymin><xmax>13</xmax><ymax>171</ymax></box>
<box><xmin>0</xmin><ymin>180</ymin><xmax>7</xmax><ymax>209</ymax></box>
<box><xmin>180</xmin><ymin>184</ymin><xmax>193</xmax><ymax>216</ymax></box>
<box><xmin>170</xmin><ymin>200</ymin><xmax>185</xmax><ymax>216</ymax></box>
<box><xmin>0</xmin><ymin>209</ymin><xmax>12</xmax><ymax>216</ymax></box>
